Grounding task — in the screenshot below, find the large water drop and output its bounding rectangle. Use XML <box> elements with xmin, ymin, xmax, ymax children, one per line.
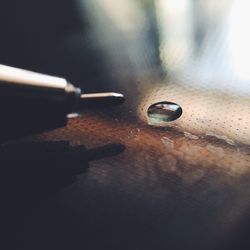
<box><xmin>147</xmin><ymin>102</ymin><xmax>182</xmax><ymax>124</ymax></box>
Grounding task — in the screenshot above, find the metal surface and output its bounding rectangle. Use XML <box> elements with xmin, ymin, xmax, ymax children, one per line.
<box><xmin>2</xmin><ymin>1</ymin><xmax>250</xmax><ymax>249</ymax></box>
<box><xmin>0</xmin><ymin>64</ymin><xmax>67</xmax><ymax>89</ymax></box>
<box><xmin>28</xmin><ymin>111</ymin><xmax>249</xmax><ymax>250</ymax></box>
<box><xmin>81</xmin><ymin>0</ymin><xmax>250</xmax><ymax>145</ymax></box>
<box><xmin>32</xmin><ymin>1</ymin><xmax>250</xmax><ymax>249</ymax></box>
<box><xmin>80</xmin><ymin>92</ymin><xmax>125</xmax><ymax>107</ymax></box>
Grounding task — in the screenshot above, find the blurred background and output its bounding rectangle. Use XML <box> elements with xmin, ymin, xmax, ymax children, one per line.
<box><xmin>0</xmin><ymin>0</ymin><xmax>249</xmax><ymax>145</ymax></box>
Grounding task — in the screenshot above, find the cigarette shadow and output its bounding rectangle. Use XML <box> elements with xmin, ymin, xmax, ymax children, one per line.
<box><xmin>0</xmin><ymin>141</ymin><xmax>125</xmax><ymax>249</ymax></box>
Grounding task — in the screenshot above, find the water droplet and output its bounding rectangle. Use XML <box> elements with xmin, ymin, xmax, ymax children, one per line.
<box><xmin>206</xmin><ymin>144</ymin><xmax>224</xmax><ymax>157</ymax></box>
<box><xmin>205</xmin><ymin>131</ymin><xmax>235</xmax><ymax>146</ymax></box>
<box><xmin>161</xmin><ymin>137</ymin><xmax>174</xmax><ymax>149</ymax></box>
<box><xmin>127</xmin><ymin>128</ymin><xmax>140</xmax><ymax>140</ymax></box>
<box><xmin>147</xmin><ymin>102</ymin><xmax>182</xmax><ymax>125</ymax></box>
<box><xmin>184</xmin><ymin>131</ymin><xmax>199</xmax><ymax>140</ymax></box>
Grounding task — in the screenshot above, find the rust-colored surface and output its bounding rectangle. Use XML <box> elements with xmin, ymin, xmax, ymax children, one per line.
<box><xmin>1</xmin><ymin>1</ymin><xmax>250</xmax><ymax>249</ymax></box>
<box><xmin>25</xmin><ymin>112</ymin><xmax>250</xmax><ymax>250</ymax></box>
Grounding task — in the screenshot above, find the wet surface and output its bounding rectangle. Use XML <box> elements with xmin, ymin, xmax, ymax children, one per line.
<box><xmin>12</xmin><ymin>112</ymin><xmax>247</xmax><ymax>250</ymax></box>
<box><xmin>1</xmin><ymin>0</ymin><xmax>250</xmax><ymax>249</ymax></box>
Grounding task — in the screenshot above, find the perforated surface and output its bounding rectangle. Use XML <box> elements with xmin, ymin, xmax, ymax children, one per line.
<box><xmin>138</xmin><ymin>82</ymin><xmax>250</xmax><ymax>145</ymax></box>
<box><xmin>26</xmin><ymin>111</ymin><xmax>250</xmax><ymax>250</ymax></box>
<box><xmin>21</xmin><ymin>1</ymin><xmax>250</xmax><ymax>248</ymax></box>
<box><xmin>81</xmin><ymin>0</ymin><xmax>250</xmax><ymax>146</ymax></box>
<box><xmin>5</xmin><ymin>0</ymin><xmax>250</xmax><ymax>249</ymax></box>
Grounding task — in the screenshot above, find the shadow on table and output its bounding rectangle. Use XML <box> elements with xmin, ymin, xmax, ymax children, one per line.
<box><xmin>0</xmin><ymin>141</ymin><xmax>125</xmax><ymax>249</ymax></box>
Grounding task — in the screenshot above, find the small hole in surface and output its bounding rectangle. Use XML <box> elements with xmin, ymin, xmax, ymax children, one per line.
<box><xmin>147</xmin><ymin>101</ymin><xmax>183</xmax><ymax>124</ymax></box>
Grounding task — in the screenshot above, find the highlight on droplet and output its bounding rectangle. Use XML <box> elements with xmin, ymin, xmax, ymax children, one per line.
<box><xmin>147</xmin><ymin>101</ymin><xmax>182</xmax><ymax>125</ymax></box>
